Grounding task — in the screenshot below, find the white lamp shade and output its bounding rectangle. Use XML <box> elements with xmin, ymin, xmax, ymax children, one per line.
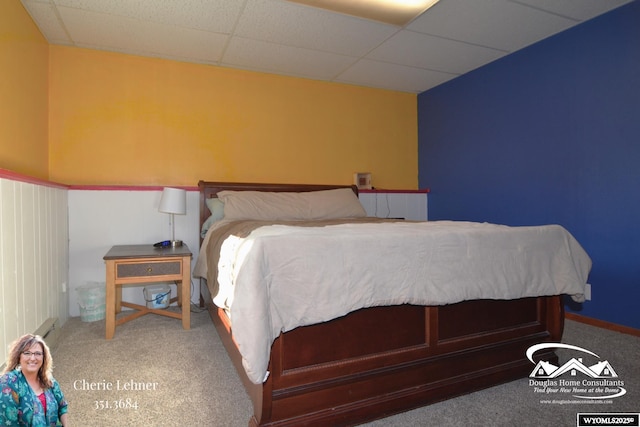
<box><xmin>158</xmin><ymin>187</ymin><xmax>186</xmax><ymax>215</ymax></box>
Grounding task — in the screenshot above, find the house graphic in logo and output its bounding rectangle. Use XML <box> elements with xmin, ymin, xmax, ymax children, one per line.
<box><xmin>530</xmin><ymin>357</ymin><xmax>618</xmax><ymax>379</ymax></box>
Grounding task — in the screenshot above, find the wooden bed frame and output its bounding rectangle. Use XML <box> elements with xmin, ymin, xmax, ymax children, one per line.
<box><xmin>198</xmin><ymin>181</ymin><xmax>564</xmax><ymax>427</ymax></box>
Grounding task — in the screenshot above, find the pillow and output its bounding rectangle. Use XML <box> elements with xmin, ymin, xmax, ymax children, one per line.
<box><xmin>218</xmin><ymin>188</ymin><xmax>366</xmax><ymax>221</ymax></box>
<box><xmin>206</xmin><ymin>197</ymin><xmax>225</xmax><ymax>220</ymax></box>
<box><xmin>305</xmin><ymin>188</ymin><xmax>367</xmax><ymax>219</ymax></box>
<box><xmin>200</xmin><ymin>197</ymin><xmax>225</xmax><ymax>237</ymax></box>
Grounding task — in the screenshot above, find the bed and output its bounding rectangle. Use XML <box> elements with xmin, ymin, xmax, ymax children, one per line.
<box><xmin>195</xmin><ymin>181</ymin><xmax>591</xmax><ymax>427</ymax></box>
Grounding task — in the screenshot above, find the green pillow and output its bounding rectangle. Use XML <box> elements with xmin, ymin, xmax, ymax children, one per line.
<box><xmin>201</xmin><ymin>198</ymin><xmax>225</xmax><ymax>238</ymax></box>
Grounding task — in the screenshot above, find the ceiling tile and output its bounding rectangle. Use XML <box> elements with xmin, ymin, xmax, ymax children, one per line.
<box><xmin>511</xmin><ymin>0</ymin><xmax>634</xmax><ymax>21</ymax></box>
<box><xmin>58</xmin><ymin>6</ymin><xmax>228</xmax><ymax>62</ymax></box>
<box><xmin>408</xmin><ymin>0</ymin><xmax>578</xmax><ymax>52</ymax></box>
<box><xmin>53</xmin><ymin>0</ymin><xmax>244</xmax><ymax>33</ymax></box>
<box><xmin>22</xmin><ymin>0</ymin><xmax>72</xmax><ymax>44</ymax></box>
<box><xmin>367</xmin><ymin>30</ymin><xmax>506</xmax><ymax>74</ymax></box>
<box><xmin>222</xmin><ymin>37</ymin><xmax>357</xmax><ymax>80</ymax></box>
<box><xmin>235</xmin><ymin>0</ymin><xmax>398</xmax><ymax>56</ymax></box>
<box><xmin>337</xmin><ymin>59</ymin><xmax>457</xmax><ymax>93</ymax></box>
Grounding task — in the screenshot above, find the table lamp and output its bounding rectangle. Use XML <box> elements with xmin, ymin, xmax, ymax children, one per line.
<box><xmin>158</xmin><ymin>187</ymin><xmax>186</xmax><ymax>247</ymax></box>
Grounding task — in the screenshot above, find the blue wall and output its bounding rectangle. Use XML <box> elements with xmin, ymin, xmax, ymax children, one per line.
<box><xmin>417</xmin><ymin>1</ymin><xmax>640</xmax><ymax>329</ymax></box>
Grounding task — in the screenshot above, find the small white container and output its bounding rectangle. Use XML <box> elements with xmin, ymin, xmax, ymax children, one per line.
<box><xmin>77</xmin><ymin>282</ymin><xmax>106</xmax><ymax>322</ymax></box>
<box><xmin>143</xmin><ymin>285</ymin><xmax>171</xmax><ymax>309</ymax></box>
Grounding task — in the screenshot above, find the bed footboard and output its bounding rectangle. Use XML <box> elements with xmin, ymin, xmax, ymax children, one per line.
<box><xmin>203</xmin><ymin>282</ymin><xmax>563</xmax><ymax>427</ymax></box>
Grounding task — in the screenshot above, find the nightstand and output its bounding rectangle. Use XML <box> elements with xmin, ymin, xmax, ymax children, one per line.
<box><xmin>103</xmin><ymin>244</ymin><xmax>192</xmax><ymax>339</ymax></box>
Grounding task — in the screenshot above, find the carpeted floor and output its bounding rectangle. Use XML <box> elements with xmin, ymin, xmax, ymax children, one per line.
<box><xmin>51</xmin><ymin>309</ymin><xmax>639</xmax><ymax>426</ymax></box>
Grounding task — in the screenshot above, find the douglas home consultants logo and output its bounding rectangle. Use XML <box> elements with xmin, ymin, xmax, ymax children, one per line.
<box><xmin>526</xmin><ymin>343</ymin><xmax>626</xmax><ymax>401</ymax></box>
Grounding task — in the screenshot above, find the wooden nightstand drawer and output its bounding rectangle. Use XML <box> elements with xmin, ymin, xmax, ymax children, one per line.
<box><xmin>116</xmin><ymin>260</ymin><xmax>182</xmax><ymax>279</ymax></box>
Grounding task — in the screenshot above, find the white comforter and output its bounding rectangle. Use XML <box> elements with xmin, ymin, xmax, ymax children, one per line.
<box><xmin>197</xmin><ymin>220</ymin><xmax>591</xmax><ymax>384</ymax></box>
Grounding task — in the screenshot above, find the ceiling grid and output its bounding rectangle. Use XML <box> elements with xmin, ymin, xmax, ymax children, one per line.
<box><xmin>21</xmin><ymin>0</ymin><xmax>633</xmax><ymax>93</ymax></box>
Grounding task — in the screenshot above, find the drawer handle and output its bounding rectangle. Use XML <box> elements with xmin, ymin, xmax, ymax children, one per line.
<box><xmin>147</xmin><ymin>267</ymin><xmax>153</xmax><ymax>273</ymax></box>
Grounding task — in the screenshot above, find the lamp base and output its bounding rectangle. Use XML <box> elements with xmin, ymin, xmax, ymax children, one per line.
<box><xmin>171</xmin><ymin>240</ymin><xmax>183</xmax><ymax>247</ymax></box>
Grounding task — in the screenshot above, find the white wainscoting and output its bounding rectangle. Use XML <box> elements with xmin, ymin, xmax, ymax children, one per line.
<box><xmin>359</xmin><ymin>191</ymin><xmax>428</xmax><ymax>220</ymax></box>
<box><xmin>0</xmin><ymin>177</ymin><xmax>68</xmax><ymax>368</ymax></box>
<box><xmin>67</xmin><ymin>189</ymin><xmax>201</xmax><ymax>317</ymax></box>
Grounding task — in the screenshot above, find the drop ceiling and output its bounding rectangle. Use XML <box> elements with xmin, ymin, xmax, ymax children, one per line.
<box><xmin>21</xmin><ymin>0</ymin><xmax>633</xmax><ymax>93</ymax></box>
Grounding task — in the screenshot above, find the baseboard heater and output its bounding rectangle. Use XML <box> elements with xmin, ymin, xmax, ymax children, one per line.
<box><xmin>34</xmin><ymin>317</ymin><xmax>61</xmax><ymax>351</ymax></box>
<box><xmin>0</xmin><ymin>318</ymin><xmax>59</xmax><ymax>372</ymax></box>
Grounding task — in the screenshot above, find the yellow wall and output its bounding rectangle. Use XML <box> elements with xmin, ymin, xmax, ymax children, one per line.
<box><xmin>49</xmin><ymin>46</ymin><xmax>418</xmax><ymax>188</ymax></box>
<box><xmin>0</xmin><ymin>1</ymin><xmax>49</xmax><ymax>179</ymax></box>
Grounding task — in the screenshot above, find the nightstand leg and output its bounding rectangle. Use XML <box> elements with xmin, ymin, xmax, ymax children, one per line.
<box><xmin>182</xmin><ymin>256</ymin><xmax>191</xmax><ymax>330</ymax></box>
<box><xmin>105</xmin><ymin>260</ymin><xmax>116</xmax><ymax>339</ymax></box>
<box><xmin>115</xmin><ymin>285</ymin><xmax>122</xmax><ymax>313</ymax></box>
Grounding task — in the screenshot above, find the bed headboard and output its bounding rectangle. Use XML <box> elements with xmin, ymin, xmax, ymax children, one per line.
<box><xmin>197</xmin><ymin>181</ymin><xmax>359</xmax><ymax>242</ymax></box>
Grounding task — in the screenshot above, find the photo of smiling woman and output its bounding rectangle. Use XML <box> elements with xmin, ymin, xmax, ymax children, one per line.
<box><xmin>0</xmin><ymin>334</ymin><xmax>68</xmax><ymax>426</ymax></box>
